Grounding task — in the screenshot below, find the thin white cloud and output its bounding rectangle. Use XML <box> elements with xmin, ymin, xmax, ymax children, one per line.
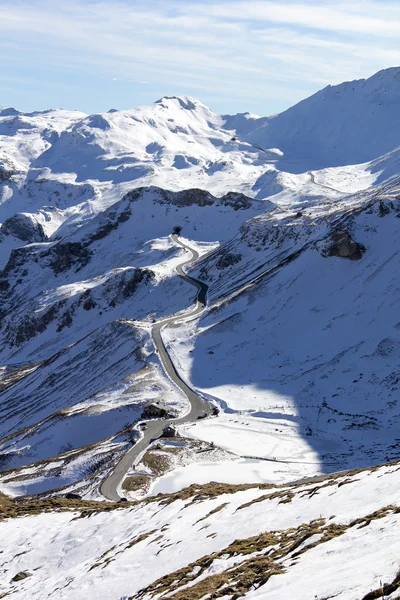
<box><xmin>199</xmin><ymin>1</ymin><xmax>400</xmax><ymax>37</ymax></box>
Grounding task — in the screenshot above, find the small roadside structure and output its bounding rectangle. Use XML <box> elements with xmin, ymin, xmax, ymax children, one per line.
<box><xmin>162</xmin><ymin>424</ymin><xmax>177</xmax><ymax>438</ymax></box>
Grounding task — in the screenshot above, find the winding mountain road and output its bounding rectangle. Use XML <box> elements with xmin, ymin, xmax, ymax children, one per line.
<box><xmin>308</xmin><ymin>170</ymin><xmax>343</xmax><ymax>193</ymax></box>
<box><xmin>100</xmin><ymin>235</ymin><xmax>212</xmax><ymax>501</ymax></box>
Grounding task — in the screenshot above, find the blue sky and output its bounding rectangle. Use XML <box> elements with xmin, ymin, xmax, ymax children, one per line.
<box><xmin>1</xmin><ymin>0</ymin><xmax>400</xmax><ymax>116</ymax></box>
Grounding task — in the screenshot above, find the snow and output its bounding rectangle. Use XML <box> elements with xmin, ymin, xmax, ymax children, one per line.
<box><xmin>1</xmin><ymin>461</ymin><xmax>400</xmax><ymax>599</ymax></box>
<box><xmin>149</xmin><ymin>457</ymin><xmax>314</xmax><ymax>495</ymax></box>
<box><xmin>1</xmin><ymin>67</ymin><xmax>400</xmax><ymax>597</ymax></box>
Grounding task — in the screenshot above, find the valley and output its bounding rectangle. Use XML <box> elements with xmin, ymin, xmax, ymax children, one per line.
<box><xmin>1</xmin><ymin>67</ymin><xmax>400</xmax><ymax>599</ymax></box>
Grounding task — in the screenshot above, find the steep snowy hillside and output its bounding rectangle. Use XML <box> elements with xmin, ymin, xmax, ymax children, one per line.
<box><xmin>1</xmin><ymin>67</ymin><xmax>400</xmax><ymax>501</ymax></box>
<box><xmin>0</xmin><ymin>185</ymin><xmax>267</xmax><ymax>493</ymax></box>
<box><xmin>244</xmin><ymin>67</ymin><xmax>400</xmax><ymax>172</ymax></box>
<box><xmin>1</xmin><ymin>460</ymin><xmax>400</xmax><ymax>599</ymax></box>
<box><xmin>164</xmin><ymin>190</ymin><xmax>400</xmax><ymax>482</ymax></box>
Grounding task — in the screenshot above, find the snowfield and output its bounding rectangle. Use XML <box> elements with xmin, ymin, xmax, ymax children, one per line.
<box><xmin>1</xmin><ymin>66</ymin><xmax>400</xmax><ymax>598</ymax></box>
<box><xmin>1</xmin><ymin>460</ymin><xmax>400</xmax><ymax>599</ymax></box>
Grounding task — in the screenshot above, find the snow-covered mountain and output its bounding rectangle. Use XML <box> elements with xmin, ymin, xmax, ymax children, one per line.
<box><xmin>243</xmin><ymin>67</ymin><xmax>400</xmax><ymax>172</ymax></box>
<box><xmin>1</xmin><ymin>66</ymin><xmax>400</xmax><ymax>599</ymax></box>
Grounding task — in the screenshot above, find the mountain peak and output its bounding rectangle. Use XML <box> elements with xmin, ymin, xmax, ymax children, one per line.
<box><xmin>154</xmin><ymin>96</ymin><xmax>203</xmax><ymax>111</ymax></box>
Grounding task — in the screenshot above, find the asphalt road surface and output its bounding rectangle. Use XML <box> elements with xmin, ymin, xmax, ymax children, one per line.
<box><xmin>100</xmin><ymin>235</ymin><xmax>211</xmax><ymax>501</ymax></box>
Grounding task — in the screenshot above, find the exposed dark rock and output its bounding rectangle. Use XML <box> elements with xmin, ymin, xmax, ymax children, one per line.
<box><xmin>12</xmin><ymin>572</ymin><xmax>32</xmax><ymax>582</ymax></box>
<box><xmin>65</xmin><ymin>492</ymin><xmax>82</xmax><ymax>500</ymax></box>
<box><xmin>1</xmin><ymin>213</ymin><xmax>47</xmax><ymax>243</ymax></box>
<box><xmin>11</xmin><ymin>305</ymin><xmax>59</xmax><ymax>346</ymax></box>
<box><xmin>324</xmin><ymin>229</ymin><xmax>366</xmax><ymax>260</ymax></box>
<box><xmin>219</xmin><ymin>192</ymin><xmax>253</xmax><ymax>210</ymax></box>
<box><xmin>122</xmin><ymin>269</ymin><xmax>154</xmax><ymax>299</ymax></box>
<box><xmin>122</xmin><ymin>189</ymin><xmax>144</xmax><ymax>203</ymax></box>
<box><xmin>216</xmin><ymin>252</ymin><xmax>242</xmax><ymax>269</ymax></box>
<box><xmin>379</xmin><ymin>200</ymin><xmax>391</xmax><ymax>217</ymax></box>
<box><xmin>83</xmin><ymin>296</ymin><xmax>97</xmax><ymax>310</ymax></box>
<box><xmin>103</xmin><ymin>268</ymin><xmax>155</xmax><ymax>306</ymax></box>
<box><xmin>156</xmin><ymin>188</ymin><xmax>214</xmax><ymax>207</ymax></box>
<box><xmin>56</xmin><ymin>310</ymin><xmax>73</xmax><ymax>332</ymax></box>
<box><xmin>49</xmin><ymin>242</ymin><xmax>92</xmax><ymax>274</ymax></box>
<box><xmin>0</xmin><ymin>166</ymin><xmax>14</xmax><ymax>181</ymax></box>
<box><xmin>142</xmin><ymin>402</ymin><xmax>176</xmax><ymax>419</ymax></box>
<box><xmin>89</xmin><ymin>208</ymin><xmax>132</xmax><ymax>242</ymax></box>
<box><xmin>2</xmin><ymin>246</ymin><xmax>33</xmax><ymax>275</ymax></box>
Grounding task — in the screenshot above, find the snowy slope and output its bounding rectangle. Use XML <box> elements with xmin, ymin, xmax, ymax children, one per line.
<box><xmin>243</xmin><ymin>67</ymin><xmax>400</xmax><ymax>172</ymax></box>
<box><xmin>163</xmin><ymin>190</ymin><xmax>400</xmax><ymax>478</ymax></box>
<box><xmin>0</xmin><ymin>185</ymin><xmax>265</xmax><ymax>492</ymax></box>
<box><xmin>1</xmin><ymin>67</ymin><xmax>400</xmax><ymax>499</ymax></box>
<box><xmin>1</xmin><ymin>460</ymin><xmax>400</xmax><ymax>599</ymax></box>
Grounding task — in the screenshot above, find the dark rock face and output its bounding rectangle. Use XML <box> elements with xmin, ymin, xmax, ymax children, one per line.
<box><xmin>0</xmin><ymin>166</ymin><xmax>14</xmax><ymax>181</ymax></box>
<box><xmin>219</xmin><ymin>192</ymin><xmax>253</xmax><ymax>210</ymax></box>
<box><xmin>12</xmin><ymin>572</ymin><xmax>32</xmax><ymax>582</ymax></box>
<box><xmin>105</xmin><ymin>268</ymin><xmax>155</xmax><ymax>306</ymax></box>
<box><xmin>1</xmin><ymin>246</ymin><xmax>31</xmax><ymax>275</ymax></box>
<box><xmin>49</xmin><ymin>242</ymin><xmax>92</xmax><ymax>274</ymax></box>
<box><xmin>324</xmin><ymin>229</ymin><xmax>366</xmax><ymax>260</ymax></box>
<box><xmin>142</xmin><ymin>402</ymin><xmax>169</xmax><ymax>419</ymax></box>
<box><xmin>65</xmin><ymin>492</ymin><xmax>82</xmax><ymax>500</ymax></box>
<box><xmin>88</xmin><ymin>208</ymin><xmax>132</xmax><ymax>242</ymax></box>
<box><xmin>216</xmin><ymin>252</ymin><xmax>242</xmax><ymax>269</ymax></box>
<box><xmin>9</xmin><ymin>305</ymin><xmax>60</xmax><ymax>346</ymax></box>
<box><xmin>1</xmin><ymin>213</ymin><xmax>47</xmax><ymax>243</ymax></box>
<box><xmin>156</xmin><ymin>188</ymin><xmax>215</xmax><ymax>207</ymax></box>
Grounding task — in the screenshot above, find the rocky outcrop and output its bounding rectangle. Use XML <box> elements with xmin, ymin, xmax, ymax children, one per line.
<box><xmin>152</xmin><ymin>187</ymin><xmax>255</xmax><ymax>210</ymax></box>
<box><xmin>216</xmin><ymin>252</ymin><xmax>242</xmax><ymax>269</ymax></box>
<box><xmin>48</xmin><ymin>242</ymin><xmax>92</xmax><ymax>274</ymax></box>
<box><xmin>12</xmin><ymin>572</ymin><xmax>32</xmax><ymax>583</ymax></box>
<box><xmin>0</xmin><ymin>166</ymin><xmax>14</xmax><ymax>181</ymax></box>
<box><xmin>88</xmin><ymin>207</ymin><xmax>132</xmax><ymax>242</ymax></box>
<box><xmin>324</xmin><ymin>229</ymin><xmax>366</xmax><ymax>261</ymax></box>
<box><xmin>142</xmin><ymin>402</ymin><xmax>171</xmax><ymax>419</ymax></box>
<box><xmin>156</xmin><ymin>188</ymin><xmax>214</xmax><ymax>208</ymax></box>
<box><xmin>219</xmin><ymin>192</ymin><xmax>253</xmax><ymax>211</ymax></box>
<box><xmin>1</xmin><ymin>213</ymin><xmax>47</xmax><ymax>243</ymax></box>
<box><xmin>2</xmin><ymin>266</ymin><xmax>155</xmax><ymax>347</ymax></box>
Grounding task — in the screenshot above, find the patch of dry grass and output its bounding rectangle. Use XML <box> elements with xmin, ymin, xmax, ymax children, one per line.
<box><xmin>122</xmin><ymin>476</ymin><xmax>152</xmax><ymax>494</ymax></box>
<box><xmin>142</xmin><ymin>452</ymin><xmax>172</xmax><ymax>477</ymax></box>
<box><xmin>195</xmin><ymin>503</ymin><xmax>229</xmax><ymax>524</ymax></box>
<box><xmin>0</xmin><ymin>491</ymin><xmax>137</xmax><ymax>522</ymax></box>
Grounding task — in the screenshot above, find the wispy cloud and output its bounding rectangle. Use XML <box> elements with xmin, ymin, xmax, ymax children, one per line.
<box><xmin>0</xmin><ymin>1</ymin><xmax>399</xmax><ymax>114</ymax></box>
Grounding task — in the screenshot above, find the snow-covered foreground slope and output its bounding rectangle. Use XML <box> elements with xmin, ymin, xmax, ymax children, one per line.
<box><xmin>1</xmin><ymin>460</ymin><xmax>400</xmax><ymax>599</ymax></box>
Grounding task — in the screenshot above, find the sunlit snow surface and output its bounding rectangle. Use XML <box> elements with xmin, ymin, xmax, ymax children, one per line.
<box><xmin>1</xmin><ymin>462</ymin><xmax>400</xmax><ymax>599</ymax></box>
<box><xmin>1</xmin><ymin>76</ymin><xmax>400</xmax><ymax>496</ymax></box>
